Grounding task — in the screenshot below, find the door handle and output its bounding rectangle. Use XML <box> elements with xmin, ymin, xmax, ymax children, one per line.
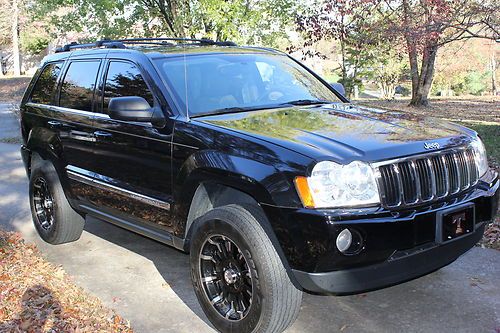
<box><xmin>93</xmin><ymin>131</ymin><xmax>113</xmax><ymax>139</ymax></box>
<box><xmin>47</xmin><ymin>120</ymin><xmax>63</xmax><ymax>129</ymax></box>
<box><xmin>69</xmin><ymin>130</ymin><xmax>96</xmax><ymax>142</ymax></box>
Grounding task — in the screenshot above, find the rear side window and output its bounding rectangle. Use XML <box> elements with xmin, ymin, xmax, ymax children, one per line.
<box><xmin>30</xmin><ymin>62</ymin><xmax>63</xmax><ymax>104</ymax></box>
<box><xmin>59</xmin><ymin>61</ymin><xmax>101</xmax><ymax>111</ymax></box>
<box><xmin>103</xmin><ymin>61</ymin><xmax>154</xmax><ymax>114</ymax></box>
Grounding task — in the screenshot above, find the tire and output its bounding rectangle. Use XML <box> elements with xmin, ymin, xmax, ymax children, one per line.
<box><xmin>29</xmin><ymin>158</ymin><xmax>85</xmax><ymax>244</ymax></box>
<box><xmin>190</xmin><ymin>204</ymin><xmax>302</xmax><ymax>333</ymax></box>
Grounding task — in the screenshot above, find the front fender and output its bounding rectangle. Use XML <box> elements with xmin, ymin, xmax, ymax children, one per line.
<box><xmin>175</xmin><ymin>149</ymin><xmax>301</xmax><ymax>207</ymax></box>
<box><xmin>170</xmin><ymin>149</ymin><xmax>303</xmax><ymax>238</ymax></box>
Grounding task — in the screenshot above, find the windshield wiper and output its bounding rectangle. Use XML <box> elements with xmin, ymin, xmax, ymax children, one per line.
<box><xmin>280</xmin><ymin>99</ymin><xmax>330</xmax><ymax>106</ymax></box>
<box><xmin>190</xmin><ymin>104</ymin><xmax>286</xmax><ymax>118</ymax></box>
<box><xmin>190</xmin><ymin>106</ymin><xmax>257</xmax><ymax>118</ymax></box>
<box><xmin>190</xmin><ymin>100</ymin><xmax>332</xmax><ymax>118</ymax></box>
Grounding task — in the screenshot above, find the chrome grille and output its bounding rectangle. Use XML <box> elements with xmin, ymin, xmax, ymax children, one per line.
<box><xmin>376</xmin><ymin>148</ymin><xmax>479</xmax><ymax>208</ymax></box>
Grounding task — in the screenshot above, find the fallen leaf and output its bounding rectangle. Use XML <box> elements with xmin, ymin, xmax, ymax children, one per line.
<box><xmin>340</xmin><ymin>324</ymin><xmax>350</xmax><ymax>331</ymax></box>
<box><xmin>19</xmin><ymin>319</ymin><xmax>32</xmax><ymax>330</ymax></box>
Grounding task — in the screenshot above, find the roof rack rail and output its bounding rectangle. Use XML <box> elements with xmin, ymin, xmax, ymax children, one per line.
<box><xmin>55</xmin><ymin>37</ymin><xmax>237</xmax><ymax>53</ymax></box>
<box><xmin>116</xmin><ymin>37</ymin><xmax>237</xmax><ymax>46</ymax></box>
<box><xmin>55</xmin><ymin>40</ymin><xmax>126</xmax><ymax>53</ymax></box>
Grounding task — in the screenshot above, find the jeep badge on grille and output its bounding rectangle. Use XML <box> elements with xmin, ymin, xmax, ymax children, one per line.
<box><xmin>424</xmin><ymin>142</ymin><xmax>440</xmax><ymax>150</ymax></box>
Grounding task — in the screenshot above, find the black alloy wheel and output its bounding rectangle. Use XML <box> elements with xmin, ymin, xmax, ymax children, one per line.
<box><xmin>29</xmin><ymin>156</ymin><xmax>85</xmax><ymax>245</ymax></box>
<box><xmin>199</xmin><ymin>234</ymin><xmax>253</xmax><ymax>321</ymax></box>
<box><xmin>32</xmin><ymin>177</ymin><xmax>55</xmax><ymax>231</ymax></box>
<box><xmin>190</xmin><ymin>204</ymin><xmax>303</xmax><ymax>333</ymax></box>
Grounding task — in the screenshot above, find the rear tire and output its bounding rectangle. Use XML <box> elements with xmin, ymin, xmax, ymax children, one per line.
<box><xmin>29</xmin><ymin>158</ymin><xmax>85</xmax><ymax>244</ymax></box>
<box><xmin>190</xmin><ymin>204</ymin><xmax>302</xmax><ymax>333</ymax></box>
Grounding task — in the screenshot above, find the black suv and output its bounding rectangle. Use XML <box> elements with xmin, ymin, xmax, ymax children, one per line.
<box><xmin>20</xmin><ymin>38</ymin><xmax>499</xmax><ymax>333</ymax></box>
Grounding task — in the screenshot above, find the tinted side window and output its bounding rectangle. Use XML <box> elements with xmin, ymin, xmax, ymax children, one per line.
<box><xmin>60</xmin><ymin>61</ymin><xmax>101</xmax><ymax>111</ymax></box>
<box><xmin>30</xmin><ymin>63</ymin><xmax>63</xmax><ymax>104</ymax></box>
<box><xmin>103</xmin><ymin>61</ymin><xmax>154</xmax><ymax>113</ymax></box>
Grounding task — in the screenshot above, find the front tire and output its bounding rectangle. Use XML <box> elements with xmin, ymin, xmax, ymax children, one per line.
<box><xmin>29</xmin><ymin>158</ymin><xmax>85</xmax><ymax>244</ymax></box>
<box><xmin>190</xmin><ymin>204</ymin><xmax>302</xmax><ymax>333</ymax></box>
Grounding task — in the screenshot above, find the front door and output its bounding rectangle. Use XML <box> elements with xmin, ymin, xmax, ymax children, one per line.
<box><xmin>86</xmin><ymin>59</ymin><xmax>174</xmax><ymax>233</ymax></box>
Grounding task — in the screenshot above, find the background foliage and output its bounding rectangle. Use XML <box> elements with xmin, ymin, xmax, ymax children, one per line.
<box><xmin>0</xmin><ymin>0</ymin><xmax>498</xmax><ymax>105</ymax></box>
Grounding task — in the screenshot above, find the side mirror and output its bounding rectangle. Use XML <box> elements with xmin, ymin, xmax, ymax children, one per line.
<box><xmin>330</xmin><ymin>82</ymin><xmax>346</xmax><ymax>97</ymax></box>
<box><xmin>109</xmin><ymin>96</ymin><xmax>154</xmax><ymax>122</ymax></box>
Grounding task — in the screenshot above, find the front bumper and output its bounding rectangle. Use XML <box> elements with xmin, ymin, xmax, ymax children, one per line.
<box><xmin>293</xmin><ymin>222</ymin><xmax>485</xmax><ymax>294</ymax></box>
<box><xmin>262</xmin><ymin>170</ymin><xmax>499</xmax><ymax>295</ymax></box>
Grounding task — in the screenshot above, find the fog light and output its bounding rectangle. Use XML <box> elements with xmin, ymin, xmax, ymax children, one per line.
<box><xmin>336</xmin><ymin>229</ymin><xmax>352</xmax><ymax>253</ymax></box>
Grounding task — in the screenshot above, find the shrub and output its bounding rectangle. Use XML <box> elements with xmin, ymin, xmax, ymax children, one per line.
<box><xmin>20</xmin><ymin>34</ymin><xmax>49</xmax><ymax>55</ymax></box>
<box><xmin>462</xmin><ymin>71</ymin><xmax>489</xmax><ymax>95</ymax></box>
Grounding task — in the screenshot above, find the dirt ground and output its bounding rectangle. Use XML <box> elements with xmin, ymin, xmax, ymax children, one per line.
<box><xmin>0</xmin><ymin>76</ymin><xmax>31</xmax><ymax>103</ymax></box>
<box><xmin>358</xmin><ymin>96</ymin><xmax>500</xmax><ymax>123</ymax></box>
<box><xmin>0</xmin><ymin>230</ymin><xmax>133</xmax><ymax>332</ymax></box>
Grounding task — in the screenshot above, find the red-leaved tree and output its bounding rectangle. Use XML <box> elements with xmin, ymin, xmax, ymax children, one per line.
<box><xmin>380</xmin><ymin>0</ymin><xmax>499</xmax><ymax>106</ymax></box>
<box><xmin>296</xmin><ymin>0</ymin><xmax>498</xmax><ymax>106</ymax></box>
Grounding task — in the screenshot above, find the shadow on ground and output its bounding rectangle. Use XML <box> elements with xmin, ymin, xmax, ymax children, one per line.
<box><xmin>0</xmin><ymin>285</ymin><xmax>61</xmax><ymax>332</ymax></box>
<box><xmin>83</xmin><ymin>217</ymin><xmax>211</xmax><ymax>326</ymax></box>
<box><xmin>79</xmin><ymin>215</ymin><xmax>500</xmax><ymax>333</ymax></box>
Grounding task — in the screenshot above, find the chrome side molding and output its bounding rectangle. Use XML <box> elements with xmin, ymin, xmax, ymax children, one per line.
<box><xmin>66</xmin><ymin>166</ymin><xmax>171</xmax><ymax>211</ymax></box>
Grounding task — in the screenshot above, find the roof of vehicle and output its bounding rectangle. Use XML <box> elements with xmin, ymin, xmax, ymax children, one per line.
<box><xmin>42</xmin><ymin>38</ymin><xmax>285</xmax><ymax>63</ymax></box>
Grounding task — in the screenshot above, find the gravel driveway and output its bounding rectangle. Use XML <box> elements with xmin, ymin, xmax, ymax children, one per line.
<box><xmin>1</xmin><ymin>104</ymin><xmax>499</xmax><ymax>333</ymax></box>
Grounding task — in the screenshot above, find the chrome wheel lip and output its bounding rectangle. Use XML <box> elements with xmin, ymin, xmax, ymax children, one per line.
<box><xmin>32</xmin><ymin>177</ymin><xmax>55</xmax><ymax>231</ymax></box>
<box><xmin>198</xmin><ymin>234</ymin><xmax>253</xmax><ymax>322</ymax></box>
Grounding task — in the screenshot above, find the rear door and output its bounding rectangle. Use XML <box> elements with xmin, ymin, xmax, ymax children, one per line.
<box><xmin>86</xmin><ymin>58</ymin><xmax>175</xmax><ymax>232</ymax></box>
<box><xmin>23</xmin><ymin>61</ymin><xmax>65</xmax><ymax>167</ymax></box>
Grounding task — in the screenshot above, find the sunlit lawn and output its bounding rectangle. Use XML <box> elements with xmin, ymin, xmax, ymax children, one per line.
<box><xmin>458</xmin><ymin>122</ymin><xmax>500</xmax><ymax>169</ymax></box>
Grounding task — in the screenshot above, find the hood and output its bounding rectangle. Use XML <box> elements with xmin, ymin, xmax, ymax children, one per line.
<box><xmin>196</xmin><ymin>103</ymin><xmax>474</xmax><ymax>163</ymax></box>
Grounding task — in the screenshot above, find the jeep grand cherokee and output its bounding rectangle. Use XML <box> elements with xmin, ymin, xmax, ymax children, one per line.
<box><xmin>19</xmin><ymin>38</ymin><xmax>499</xmax><ymax>333</ymax></box>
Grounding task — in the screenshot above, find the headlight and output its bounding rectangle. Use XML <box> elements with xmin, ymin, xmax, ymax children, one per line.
<box><xmin>294</xmin><ymin>161</ymin><xmax>380</xmax><ymax>208</ymax></box>
<box><xmin>471</xmin><ymin>137</ymin><xmax>488</xmax><ymax>177</ymax></box>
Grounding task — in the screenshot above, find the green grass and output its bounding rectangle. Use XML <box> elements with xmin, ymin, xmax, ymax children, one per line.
<box><xmin>459</xmin><ymin>122</ymin><xmax>500</xmax><ymax>167</ymax></box>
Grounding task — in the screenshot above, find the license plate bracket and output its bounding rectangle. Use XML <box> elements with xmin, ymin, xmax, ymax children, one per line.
<box><xmin>436</xmin><ymin>203</ymin><xmax>475</xmax><ymax>243</ymax></box>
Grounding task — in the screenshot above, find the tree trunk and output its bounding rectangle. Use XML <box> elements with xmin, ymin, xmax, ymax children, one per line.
<box><xmin>12</xmin><ymin>0</ymin><xmax>21</xmax><ymax>76</ymax></box>
<box><xmin>406</xmin><ymin>39</ymin><xmax>419</xmax><ymax>102</ymax></box>
<box><xmin>155</xmin><ymin>0</ymin><xmax>178</xmax><ymax>36</ymax></box>
<box><xmin>338</xmin><ymin>15</ymin><xmax>351</xmax><ymax>98</ymax></box>
<box><xmin>410</xmin><ymin>43</ymin><xmax>438</xmax><ymax>107</ymax></box>
<box><xmin>491</xmin><ymin>43</ymin><xmax>498</xmax><ymax>95</ymax></box>
<box><xmin>380</xmin><ymin>81</ymin><xmax>396</xmax><ymax>99</ymax></box>
<box><xmin>339</xmin><ymin>38</ymin><xmax>350</xmax><ymax>98</ymax></box>
<box><xmin>402</xmin><ymin>0</ymin><xmax>419</xmax><ymax>102</ymax></box>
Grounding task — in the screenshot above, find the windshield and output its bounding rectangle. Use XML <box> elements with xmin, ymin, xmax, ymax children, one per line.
<box><xmin>154</xmin><ymin>53</ymin><xmax>343</xmax><ymax>116</ymax></box>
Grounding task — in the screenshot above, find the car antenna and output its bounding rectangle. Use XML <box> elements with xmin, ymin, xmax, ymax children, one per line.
<box><xmin>181</xmin><ymin>16</ymin><xmax>190</xmax><ymax>121</ymax></box>
<box><xmin>184</xmin><ymin>46</ymin><xmax>190</xmax><ymax>121</ymax></box>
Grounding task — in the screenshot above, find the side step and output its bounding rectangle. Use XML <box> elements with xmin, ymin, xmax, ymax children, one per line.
<box><xmin>81</xmin><ymin>205</ymin><xmax>186</xmax><ymax>250</ymax></box>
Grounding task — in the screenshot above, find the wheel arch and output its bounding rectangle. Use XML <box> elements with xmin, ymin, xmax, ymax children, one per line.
<box><xmin>25</xmin><ymin>127</ymin><xmax>65</xmax><ymax>175</ymax></box>
<box><xmin>183</xmin><ymin>182</ymin><xmax>303</xmax><ymax>290</ymax></box>
<box><xmin>27</xmin><ymin>146</ymin><xmax>80</xmax><ymax>215</ymax></box>
<box><xmin>184</xmin><ymin>182</ymin><xmax>260</xmax><ymax>241</ymax></box>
